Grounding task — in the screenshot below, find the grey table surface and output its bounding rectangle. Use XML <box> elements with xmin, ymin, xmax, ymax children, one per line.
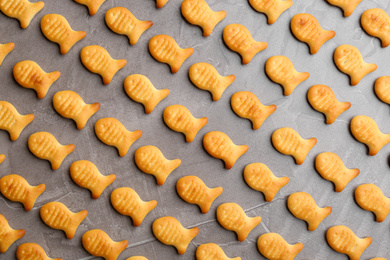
<box><xmin>1</xmin><ymin>0</ymin><xmax>390</xmax><ymax>259</ymax></box>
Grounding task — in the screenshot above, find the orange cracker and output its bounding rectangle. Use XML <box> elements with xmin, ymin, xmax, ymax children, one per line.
<box><xmin>196</xmin><ymin>243</ymin><xmax>241</xmax><ymax>260</ymax></box>
<box><xmin>105</xmin><ymin>7</ymin><xmax>153</xmax><ymax>45</ymax></box>
<box><xmin>257</xmin><ymin>233</ymin><xmax>303</xmax><ymax>260</ymax></box>
<box><xmin>315</xmin><ymin>152</ymin><xmax>360</xmax><ymax>192</ymax></box>
<box><xmin>326</xmin><ymin>0</ymin><xmax>362</xmax><ymax>17</ymax></box>
<box><xmin>181</xmin><ymin>0</ymin><xmax>226</xmax><ymax>37</ymax></box>
<box><xmin>249</xmin><ymin>0</ymin><xmax>292</xmax><ymax>24</ymax></box>
<box><xmin>265</xmin><ymin>55</ymin><xmax>310</xmax><ymax>96</ymax></box>
<box><xmin>135</xmin><ymin>145</ymin><xmax>181</xmax><ymax>185</ymax></box>
<box><xmin>73</xmin><ymin>0</ymin><xmax>106</xmax><ymax>16</ymax></box>
<box><xmin>355</xmin><ymin>183</ymin><xmax>390</xmax><ymax>222</ymax></box>
<box><xmin>152</xmin><ymin>216</ymin><xmax>199</xmax><ymax>255</ymax></box>
<box><xmin>28</xmin><ymin>131</ymin><xmax>75</xmax><ymax>170</ymax></box>
<box><xmin>149</xmin><ymin>34</ymin><xmax>194</xmax><ymax>73</ymax></box>
<box><xmin>291</xmin><ymin>13</ymin><xmax>335</xmax><ymax>54</ymax></box>
<box><xmin>163</xmin><ymin>104</ymin><xmax>208</xmax><ymax>143</ymax></box>
<box><xmin>307</xmin><ymin>84</ymin><xmax>351</xmax><ymax>124</ymax></box>
<box><xmin>0</xmin><ymin>101</ymin><xmax>34</xmax><ymax>141</ymax></box>
<box><xmin>156</xmin><ymin>0</ymin><xmax>169</xmax><ymax>8</ymax></box>
<box><xmin>0</xmin><ymin>0</ymin><xmax>44</xmax><ymax>29</ymax></box>
<box><xmin>70</xmin><ymin>160</ymin><xmax>116</xmax><ymax>199</ymax></box>
<box><xmin>80</xmin><ymin>45</ymin><xmax>127</xmax><ymax>85</ymax></box>
<box><xmin>95</xmin><ymin>117</ymin><xmax>142</xmax><ymax>157</ymax></box>
<box><xmin>124</xmin><ymin>74</ymin><xmax>169</xmax><ymax>114</ymax></box>
<box><xmin>375</xmin><ymin>76</ymin><xmax>390</xmax><ymax>104</ymax></box>
<box><xmin>231</xmin><ymin>91</ymin><xmax>276</xmax><ymax>130</ymax></box>
<box><xmin>111</xmin><ymin>187</ymin><xmax>157</xmax><ymax>227</ymax></box>
<box><xmin>217</xmin><ymin>202</ymin><xmax>261</xmax><ymax>242</ymax></box>
<box><xmin>223</xmin><ymin>24</ymin><xmax>267</xmax><ymax>64</ymax></box>
<box><xmin>0</xmin><ymin>174</ymin><xmax>45</xmax><ymax>211</ymax></box>
<box><xmin>326</xmin><ymin>225</ymin><xmax>372</xmax><ymax>260</ymax></box>
<box><xmin>361</xmin><ymin>8</ymin><xmax>390</xmax><ymax>48</ymax></box>
<box><xmin>40</xmin><ymin>201</ymin><xmax>88</xmax><ymax>239</ymax></box>
<box><xmin>176</xmin><ymin>175</ymin><xmax>223</xmax><ymax>214</ymax></box>
<box><xmin>334</xmin><ymin>44</ymin><xmax>377</xmax><ymax>86</ymax></box>
<box><xmin>16</xmin><ymin>243</ymin><xmax>61</xmax><ymax>260</ymax></box>
<box><xmin>0</xmin><ymin>214</ymin><xmax>25</xmax><ymax>253</ymax></box>
<box><xmin>82</xmin><ymin>229</ymin><xmax>128</xmax><ymax>260</ymax></box>
<box><xmin>127</xmin><ymin>257</ymin><xmax>148</xmax><ymax>260</ymax></box>
<box><xmin>13</xmin><ymin>60</ymin><xmax>60</xmax><ymax>99</ymax></box>
<box><xmin>272</xmin><ymin>127</ymin><xmax>317</xmax><ymax>165</ymax></box>
<box><xmin>189</xmin><ymin>62</ymin><xmax>235</xmax><ymax>101</ymax></box>
<box><xmin>0</xmin><ymin>42</ymin><xmax>14</xmax><ymax>66</ymax></box>
<box><xmin>0</xmin><ymin>154</ymin><xmax>4</xmax><ymax>164</ymax></box>
<box><xmin>350</xmin><ymin>115</ymin><xmax>390</xmax><ymax>156</ymax></box>
<box><xmin>244</xmin><ymin>163</ymin><xmax>289</xmax><ymax>202</ymax></box>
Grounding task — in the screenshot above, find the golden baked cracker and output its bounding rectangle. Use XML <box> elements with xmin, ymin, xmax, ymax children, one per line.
<box><xmin>0</xmin><ymin>0</ymin><xmax>44</xmax><ymax>29</ymax></box>
<box><xmin>355</xmin><ymin>183</ymin><xmax>390</xmax><ymax>222</ymax></box>
<box><xmin>0</xmin><ymin>101</ymin><xmax>34</xmax><ymax>141</ymax></box>
<box><xmin>74</xmin><ymin>0</ymin><xmax>106</xmax><ymax>16</ymax></box>
<box><xmin>176</xmin><ymin>175</ymin><xmax>223</xmax><ymax>214</ymax></box>
<box><xmin>28</xmin><ymin>132</ymin><xmax>75</xmax><ymax>170</ymax></box>
<box><xmin>196</xmin><ymin>243</ymin><xmax>241</xmax><ymax>260</ymax></box>
<box><xmin>41</xmin><ymin>14</ymin><xmax>86</xmax><ymax>55</ymax></box>
<box><xmin>134</xmin><ymin>145</ymin><xmax>181</xmax><ymax>185</ymax></box>
<box><xmin>124</xmin><ymin>74</ymin><xmax>169</xmax><ymax>114</ymax></box>
<box><xmin>189</xmin><ymin>62</ymin><xmax>235</xmax><ymax>101</ymax></box>
<box><xmin>53</xmin><ymin>90</ymin><xmax>100</xmax><ymax>130</ymax></box>
<box><xmin>334</xmin><ymin>44</ymin><xmax>377</xmax><ymax>86</ymax></box>
<box><xmin>95</xmin><ymin>117</ymin><xmax>142</xmax><ymax>157</ymax></box>
<box><xmin>70</xmin><ymin>160</ymin><xmax>116</xmax><ymax>199</ymax></box>
<box><xmin>375</xmin><ymin>76</ymin><xmax>390</xmax><ymax>104</ymax></box>
<box><xmin>287</xmin><ymin>192</ymin><xmax>332</xmax><ymax>231</ymax></box>
<box><xmin>291</xmin><ymin>13</ymin><xmax>335</xmax><ymax>54</ymax></box>
<box><xmin>223</xmin><ymin>24</ymin><xmax>267</xmax><ymax>64</ymax></box>
<box><xmin>350</xmin><ymin>115</ymin><xmax>390</xmax><ymax>156</ymax></box>
<box><xmin>0</xmin><ymin>154</ymin><xmax>4</xmax><ymax>164</ymax></box>
<box><xmin>326</xmin><ymin>225</ymin><xmax>372</xmax><ymax>260</ymax></box>
<box><xmin>13</xmin><ymin>60</ymin><xmax>60</xmax><ymax>99</ymax></box>
<box><xmin>0</xmin><ymin>42</ymin><xmax>14</xmax><ymax>66</ymax></box>
<box><xmin>0</xmin><ymin>174</ymin><xmax>45</xmax><ymax>211</ymax></box>
<box><xmin>257</xmin><ymin>233</ymin><xmax>303</xmax><ymax>260</ymax></box>
<box><xmin>127</xmin><ymin>257</ymin><xmax>148</xmax><ymax>260</ymax></box>
<box><xmin>156</xmin><ymin>0</ymin><xmax>169</xmax><ymax>8</ymax></box>
<box><xmin>370</xmin><ymin>258</ymin><xmax>387</xmax><ymax>260</ymax></box>
<box><xmin>105</xmin><ymin>7</ymin><xmax>153</xmax><ymax>45</ymax></box>
<box><xmin>315</xmin><ymin>152</ymin><xmax>360</xmax><ymax>192</ymax></box>
<box><xmin>0</xmin><ymin>214</ymin><xmax>25</xmax><ymax>253</ymax></box>
<box><xmin>327</xmin><ymin>0</ymin><xmax>362</xmax><ymax>17</ymax></box>
<box><xmin>16</xmin><ymin>243</ymin><xmax>61</xmax><ymax>260</ymax></box>
<box><xmin>265</xmin><ymin>55</ymin><xmax>310</xmax><ymax>96</ymax></box>
<box><xmin>152</xmin><ymin>216</ymin><xmax>199</xmax><ymax>255</ymax></box>
<box><xmin>307</xmin><ymin>84</ymin><xmax>351</xmax><ymax>124</ymax></box>
<box><xmin>40</xmin><ymin>201</ymin><xmax>88</xmax><ymax>239</ymax></box>
<box><xmin>181</xmin><ymin>0</ymin><xmax>226</xmax><ymax>37</ymax></box>
<box><xmin>244</xmin><ymin>163</ymin><xmax>289</xmax><ymax>202</ymax></box>
<box><xmin>163</xmin><ymin>104</ymin><xmax>208</xmax><ymax>143</ymax></box>
<box><xmin>148</xmin><ymin>35</ymin><xmax>194</xmax><ymax>73</ymax></box>
<box><xmin>249</xmin><ymin>0</ymin><xmax>292</xmax><ymax>24</ymax></box>
<box><xmin>231</xmin><ymin>91</ymin><xmax>276</xmax><ymax>130</ymax></box>
<box><xmin>361</xmin><ymin>8</ymin><xmax>390</xmax><ymax>48</ymax></box>
<box><xmin>272</xmin><ymin>127</ymin><xmax>317</xmax><ymax>165</ymax></box>
<box><xmin>111</xmin><ymin>187</ymin><xmax>157</xmax><ymax>227</ymax></box>
<box><xmin>80</xmin><ymin>45</ymin><xmax>127</xmax><ymax>85</ymax></box>
<box><xmin>217</xmin><ymin>202</ymin><xmax>261</xmax><ymax>242</ymax></box>
<box><xmin>82</xmin><ymin>229</ymin><xmax>128</xmax><ymax>260</ymax></box>
<box><xmin>203</xmin><ymin>131</ymin><xmax>248</xmax><ymax>169</ymax></box>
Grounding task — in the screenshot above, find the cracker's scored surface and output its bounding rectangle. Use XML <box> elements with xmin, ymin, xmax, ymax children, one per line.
<box><xmin>73</xmin><ymin>0</ymin><xmax>106</xmax><ymax>15</ymax></box>
<box><xmin>0</xmin><ymin>0</ymin><xmax>44</xmax><ymax>29</ymax></box>
<box><xmin>248</xmin><ymin>0</ymin><xmax>293</xmax><ymax>24</ymax></box>
<box><xmin>0</xmin><ymin>214</ymin><xmax>25</xmax><ymax>253</ymax></box>
<box><xmin>0</xmin><ymin>101</ymin><xmax>34</xmax><ymax>141</ymax></box>
<box><xmin>16</xmin><ymin>243</ymin><xmax>62</xmax><ymax>260</ymax></box>
<box><xmin>355</xmin><ymin>183</ymin><xmax>390</xmax><ymax>222</ymax></box>
<box><xmin>326</xmin><ymin>0</ymin><xmax>363</xmax><ymax>17</ymax></box>
<box><xmin>257</xmin><ymin>233</ymin><xmax>303</xmax><ymax>260</ymax></box>
<box><xmin>196</xmin><ymin>243</ymin><xmax>241</xmax><ymax>260</ymax></box>
<box><xmin>361</xmin><ymin>8</ymin><xmax>390</xmax><ymax>48</ymax></box>
<box><xmin>0</xmin><ymin>42</ymin><xmax>14</xmax><ymax>66</ymax></box>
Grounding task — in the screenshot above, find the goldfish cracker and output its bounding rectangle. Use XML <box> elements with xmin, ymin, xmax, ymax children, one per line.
<box><xmin>0</xmin><ymin>0</ymin><xmax>44</xmax><ymax>28</ymax></box>
<box><xmin>0</xmin><ymin>101</ymin><xmax>34</xmax><ymax>141</ymax></box>
<box><xmin>0</xmin><ymin>214</ymin><xmax>25</xmax><ymax>253</ymax></box>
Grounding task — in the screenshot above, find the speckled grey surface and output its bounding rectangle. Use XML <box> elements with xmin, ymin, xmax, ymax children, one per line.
<box><xmin>1</xmin><ymin>0</ymin><xmax>390</xmax><ymax>259</ymax></box>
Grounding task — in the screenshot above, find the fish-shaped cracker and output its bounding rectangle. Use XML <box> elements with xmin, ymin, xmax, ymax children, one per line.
<box><xmin>70</xmin><ymin>160</ymin><xmax>116</xmax><ymax>199</ymax></box>
<box><xmin>134</xmin><ymin>145</ymin><xmax>181</xmax><ymax>185</ymax></box>
<box><xmin>176</xmin><ymin>175</ymin><xmax>223</xmax><ymax>214</ymax></box>
<box><xmin>223</xmin><ymin>24</ymin><xmax>267</xmax><ymax>64</ymax></box>
<box><xmin>249</xmin><ymin>0</ymin><xmax>293</xmax><ymax>24</ymax></box>
<box><xmin>355</xmin><ymin>183</ymin><xmax>390</xmax><ymax>222</ymax></box>
<box><xmin>0</xmin><ymin>174</ymin><xmax>45</xmax><ymax>211</ymax></box>
<box><xmin>28</xmin><ymin>131</ymin><xmax>75</xmax><ymax>170</ymax></box>
<box><xmin>326</xmin><ymin>0</ymin><xmax>362</xmax><ymax>17</ymax></box>
<box><xmin>73</xmin><ymin>0</ymin><xmax>106</xmax><ymax>16</ymax></box>
<box><xmin>0</xmin><ymin>214</ymin><xmax>25</xmax><ymax>253</ymax></box>
<box><xmin>156</xmin><ymin>0</ymin><xmax>169</xmax><ymax>8</ymax></box>
<box><xmin>127</xmin><ymin>257</ymin><xmax>148</xmax><ymax>260</ymax></box>
<box><xmin>0</xmin><ymin>154</ymin><xmax>4</xmax><ymax>164</ymax></box>
<box><xmin>0</xmin><ymin>42</ymin><xmax>14</xmax><ymax>66</ymax></box>
<box><xmin>105</xmin><ymin>7</ymin><xmax>153</xmax><ymax>45</ymax></box>
<box><xmin>16</xmin><ymin>243</ymin><xmax>61</xmax><ymax>260</ymax></box>
<box><xmin>257</xmin><ymin>233</ymin><xmax>303</xmax><ymax>260</ymax></box>
<box><xmin>361</xmin><ymin>8</ymin><xmax>390</xmax><ymax>48</ymax></box>
<box><xmin>375</xmin><ymin>76</ymin><xmax>390</xmax><ymax>105</ymax></box>
<box><xmin>231</xmin><ymin>91</ymin><xmax>276</xmax><ymax>130</ymax></box>
<box><xmin>95</xmin><ymin>117</ymin><xmax>142</xmax><ymax>157</ymax></box>
<box><xmin>40</xmin><ymin>201</ymin><xmax>88</xmax><ymax>239</ymax></box>
<box><xmin>0</xmin><ymin>0</ymin><xmax>44</xmax><ymax>29</ymax></box>
<box><xmin>0</xmin><ymin>101</ymin><xmax>34</xmax><ymax>141</ymax></box>
<box><xmin>334</xmin><ymin>44</ymin><xmax>377</xmax><ymax>86</ymax></box>
<box><xmin>196</xmin><ymin>243</ymin><xmax>241</xmax><ymax>260</ymax></box>
<box><xmin>149</xmin><ymin>34</ymin><xmax>194</xmax><ymax>73</ymax></box>
<box><xmin>13</xmin><ymin>60</ymin><xmax>60</xmax><ymax>99</ymax></box>
<box><xmin>181</xmin><ymin>0</ymin><xmax>226</xmax><ymax>37</ymax></box>
<box><xmin>152</xmin><ymin>216</ymin><xmax>199</xmax><ymax>255</ymax></box>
